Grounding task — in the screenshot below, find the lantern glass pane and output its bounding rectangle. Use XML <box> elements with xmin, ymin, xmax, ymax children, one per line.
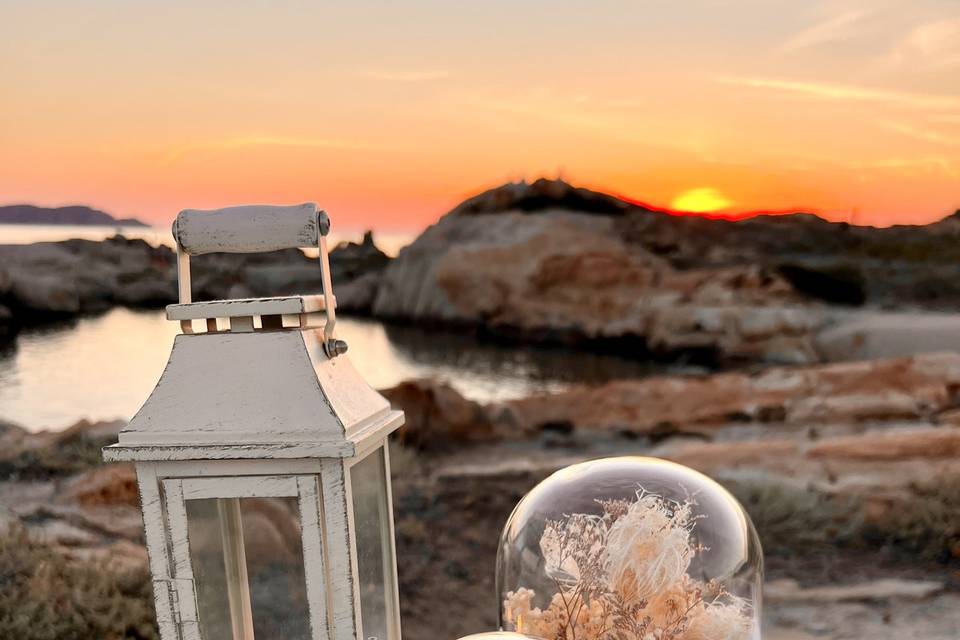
<box><xmin>184</xmin><ymin>496</ymin><xmax>312</xmax><ymax>640</ymax></box>
<box><xmin>351</xmin><ymin>446</ymin><xmax>397</xmax><ymax>640</ymax></box>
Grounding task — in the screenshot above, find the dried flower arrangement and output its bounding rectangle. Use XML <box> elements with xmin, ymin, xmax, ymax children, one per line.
<box><xmin>503</xmin><ymin>489</ymin><xmax>753</xmax><ymax>640</ymax></box>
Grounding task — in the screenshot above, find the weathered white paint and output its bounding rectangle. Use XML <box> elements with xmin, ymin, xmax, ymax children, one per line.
<box><xmin>308</xmin><ymin>331</ymin><xmax>394</xmax><ymax>438</ymax></box>
<box><xmin>298</xmin><ymin>476</ymin><xmax>331</xmax><ymax>639</ymax></box>
<box><xmin>115</xmin><ymin>331</ymin><xmax>341</xmax><ymax>446</ymax></box>
<box><xmin>321</xmin><ymin>459</ymin><xmax>360</xmax><ymax>640</ymax></box>
<box><xmin>107</xmin><ymin>204</ymin><xmax>405</xmax><ymax>640</ymax></box>
<box><xmin>105</xmin><ymin>441</ymin><xmax>356</xmax><ymax>462</ymax></box>
<box><xmin>136</xmin><ymin>463</ymin><xmax>180</xmax><ymax>640</ymax></box>
<box><xmin>174</xmin><ymin>203</ymin><xmax>325</xmax><ymax>256</ymax></box>
<box><xmin>180</xmin><ymin>475</ymin><xmax>300</xmax><ymax>500</ymax></box>
<box><xmin>166</xmin><ymin>295</ymin><xmax>331</xmax><ymax>321</ymax></box>
<box><xmin>163</xmin><ymin>479</ymin><xmax>203</xmax><ymax>640</ymax></box>
<box><xmin>153</xmin><ymin>459</ymin><xmax>322</xmax><ymax>477</ymax></box>
<box><xmin>104</xmin><ymin>330</ymin><xmax>402</xmax><ymax>456</ymax></box>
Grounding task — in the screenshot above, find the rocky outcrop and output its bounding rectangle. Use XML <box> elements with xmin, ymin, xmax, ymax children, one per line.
<box><xmin>0</xmin><ymin>204</ymin><xmax>147</xmax><ymax>226</ymax></box>
<box><xmin>381</xmin><ymin>379</ymin><xmax>498</xmax><ymax>450</ymax></box>
<box><xmin>59</xmin><ymin>464</ymin><xmax>139</xmax><ymax>507</ymax></box>
<box><xmin>329</xmin><ymin>231</ymin><xmax>391</xmax><ymax>282</ymax></box>
<box><xmin>616</xmin><ymin>199</ymin><xmax>960</xmax><ymax>310</ymax></box>
<box><xmin>0</xmin><ymin>418</ymin><xmax>125</xmax><ymax>480</ymax></box>
<box><xmin>498</xmin><ymin>351</ymin><xmax>960</xmax><ymax>436</ymax></box>
<box><xmin>373</xmin><ymin>205</ymin><xmax>821</xmax><ymax>365</ymax></box>
<box><xmin>449</xmin><ymin>177</ymin><xmax>639</xmax><ymax>217</ymax></box>
<box><xmin>3</xmin><ymin>362</ymin><xmax>960</xmax><ymax>639</ymax></box>
<box><xmin>0</xmin><ymin>232</ymin><xmax>393</xmax><ymax>337</ymax></box>
<box><xmin>0</xmin><ymin>237</ymin><xmax>174</xmax><ymax>318</ymax></box>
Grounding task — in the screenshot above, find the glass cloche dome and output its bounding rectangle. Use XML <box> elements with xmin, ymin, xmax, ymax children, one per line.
<box><xmin>496</xmin><ymin>457</ymin><xmax>762</xmax><ymax>640</ymax></box>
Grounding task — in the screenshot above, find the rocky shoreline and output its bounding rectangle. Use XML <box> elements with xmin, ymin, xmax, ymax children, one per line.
<box><xmin>4</xmin><ymin>179</ymin><xmax>960</xmax><ymax>367</ymax></box>
<box><xmin>3</xmin><ymin>179</ymin><xmax>960</xmax><ymax>639</ymax></box>
<box><xmin>0</xmin><ymin>231</ymin><xmax>390</xmax><ymax>337</ymax></box>
<box><xmin>2</xmin><ymin>350</ymin><xmax>960</xmax><ymax>639</ymax></box>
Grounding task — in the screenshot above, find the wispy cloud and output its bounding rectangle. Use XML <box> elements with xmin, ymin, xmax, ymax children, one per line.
<box><xmin>778</xmin><ymin>9</ymin><xmax>871</xmax><ymax>53</ymax></box>
<box><xmin>879</xmin><ymin>120</ymin><xmax>960</xmax><ymax>146</ymax></box>
<box><xmin>357</xmin><ymin>69</ymin><xmax>450</xmax><ymax>82</ymax></box>
<box><xmin>717</xmin><ymin>76</ymin><xmax>960</xmax><ymax>110</ymax></box>
<box><xmin>164</xmin><ymin>135</ymin><xmax>384</xmax><ymax>164</ymax></box>
<box><xmin>851</xmin><ymin>155</ymin><xmax>958</xmax><ymax>177</ymax></box>
<box><xmin>889</xmin><ymin>18</ymin><xmax>960</xmax><ymax>69</ymax></box>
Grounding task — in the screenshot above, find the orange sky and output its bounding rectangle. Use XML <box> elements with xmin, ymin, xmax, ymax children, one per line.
<box><xmin>1</xmin><ymin>1</ymin><xmax>958</xmax><ymax>231</ymax></box>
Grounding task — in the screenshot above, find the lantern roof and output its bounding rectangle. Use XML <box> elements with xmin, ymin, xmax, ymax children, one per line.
<box><xmin>104</xmin><ymin>329</ymin><xmax>401</xmax><ymax>462</ymax></box>
<box><xmin>104</xmin><ymin>202</ymin><xmax>403</xmax><ymax>463</ymax></box>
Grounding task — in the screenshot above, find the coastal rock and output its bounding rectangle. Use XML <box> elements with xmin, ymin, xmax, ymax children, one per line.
<box><xmin>329</xmin><ymin>231</ymin><xmax>391</xmax><ymax>282</ymax></box>
<box><xmin>51</xmin><ymin>418</ymin><xmax>126</xmax><ymax>443</ymax></box>
<box><xmin>373</xmin><ymin>191</ymin><xmax>819</xmax><ymax>364</ymax></box>
<box><xmin>381</xmin><ymin>379</ymin><xmax>498</xmax><ymax>450</ymax></box>
<box><xmin>0</xmin><ymin>419</ymin><xmax>126</xmax><ymax>479</ymax></box>
<box><xmin>498</xmin><ymin>352</ymin><xmax>960</xmax><ymax>436</ymax></box>
<box><xmin>29</xmin><ymin>519</ymin><xmax>102</xmax><ymax>547</ymax></box>
<box><xmin>0</xmin><ymin>237</ymin><xmax>175</xmax><ymax>320</ymax></box>
<box><xmin>333</xmin><ymin>271</ymin><xmax>382</xmax><ymax>314</ymax></box>
<box><xmin>59</xmin><ymin>464</ymin><xmax>139</xmax><ymax>507</ymax></box>
<box><xmin>0</xmin><ymin>232</ymin><xmax>393</xmax><ymax>332</ymax></box>
<box><xmin>815</xmin><ymin>312</ymin><xmax>960</xmax><ymax>362</ymax></box>
<box><xmin>807</xmin><ymin>428</ymin><xmax>960</xmax><ymax>461</ymax></box>
<box><xmin>0</xmin><ymin>204</ymin><xmax>147</xmax><ymax>227</ymax></box>
<box><xmin>765</xmin><ymin>578</ymin><xmax>944</xmax><ymax>602</ymax></box>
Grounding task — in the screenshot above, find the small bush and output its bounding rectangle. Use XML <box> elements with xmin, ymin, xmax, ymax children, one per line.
<box><xmin>866</xmin><ymin>474</ymin><xmax>960</xmax><ymax>561</ymax></box>
<box><xmin>0</xmin><ymin>526</ymin><xmax>157</xmax><ymax>640</ymax></box>
<box><xmin>717</xmin><ymin>470</ymin><xmax>862</xmax><ymax>553</ymax></box>
<box><xmin>718</xmin><ymin>470</ymin><xmax>960</xmax><ymax>561</ymax></box>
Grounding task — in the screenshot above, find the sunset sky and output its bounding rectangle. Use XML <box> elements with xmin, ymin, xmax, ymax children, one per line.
<box><xmin>1</xmin><ymin>0</ymin><xmax>958</xmax><ymax>231</ymax></box>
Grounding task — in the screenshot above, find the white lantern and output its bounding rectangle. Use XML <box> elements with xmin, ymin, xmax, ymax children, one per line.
<box><xmin>104</xmin><ymin>203</ymin><xmax>404</xmax><ymax>640</ymax></box>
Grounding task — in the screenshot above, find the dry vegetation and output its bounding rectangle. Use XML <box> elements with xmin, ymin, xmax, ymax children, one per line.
<box><xmin>0</xmin><ymin>526</ymin><xmax>156</xmax><ymax>640</ymax></box>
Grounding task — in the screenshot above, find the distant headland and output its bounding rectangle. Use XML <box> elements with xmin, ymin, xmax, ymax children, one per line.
<box><xmin>0</xmin><ymin>204</ymin><xmax>148</xmax><ymax>227</ymax></box>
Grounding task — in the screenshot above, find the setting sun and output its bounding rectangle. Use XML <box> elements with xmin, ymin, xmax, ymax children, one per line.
<box><xmin>670</xmin><ymin>188</ymin><xmax>734</xmax><ymax>213</ymax></box>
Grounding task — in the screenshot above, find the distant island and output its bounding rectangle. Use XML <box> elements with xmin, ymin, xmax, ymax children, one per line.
<box><xmin>0</xmin><ymin>204</ymin><xmax>148</xmax><ymax>227</ymax></box>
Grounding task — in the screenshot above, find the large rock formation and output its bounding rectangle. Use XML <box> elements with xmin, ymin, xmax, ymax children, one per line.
<box><xmin>372</xmin><ymin>183</ymin><xmax>823</xmax><ymax>364</ymax></box>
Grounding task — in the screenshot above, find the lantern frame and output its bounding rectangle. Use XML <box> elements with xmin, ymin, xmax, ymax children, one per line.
<box><xmin>104</xmin><ymin>203</ymin><xmax>404</xmax><ymax>640</ymax></box>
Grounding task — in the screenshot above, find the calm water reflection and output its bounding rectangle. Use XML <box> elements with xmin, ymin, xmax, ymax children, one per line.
<box><xmin>0</xmin><ymin>309</ymin><xmax>660</xmax><ymax>431</ymax></box>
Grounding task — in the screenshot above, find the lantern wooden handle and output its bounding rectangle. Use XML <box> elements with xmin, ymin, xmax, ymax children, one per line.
<box><xmin>173</xmin><ymin>203</ymin><xmax>329</xmax><ymax>255</ymax></box>
<box><xmin>172</xmin><ymin>203</ymin><xmax>342</xmax><ymax>354</ymax></box>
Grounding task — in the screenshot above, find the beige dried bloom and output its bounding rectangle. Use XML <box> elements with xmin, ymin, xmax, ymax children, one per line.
<box><xmin>504</xmin><ymin>588</ymin><xmax>542</xmax><ymax>631</ymax></box>
<box><xmin>540</xmin><ymin>513</ymin><xmax>606</xmax><ymax>585</ymax></box>
<box><xmin>502</xmin><ymin>487</ymin><xmax>753</xmax><ymax>640</ymax></box>
<box><xmin>606</xmin><ymin>494</ymin><xmax>693</xmax><ymax>603</ymax></box>
<box><xmin>682</xmin><ymin>601</ymin><xmax>752</xmax><ymax>640</ymax></box>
